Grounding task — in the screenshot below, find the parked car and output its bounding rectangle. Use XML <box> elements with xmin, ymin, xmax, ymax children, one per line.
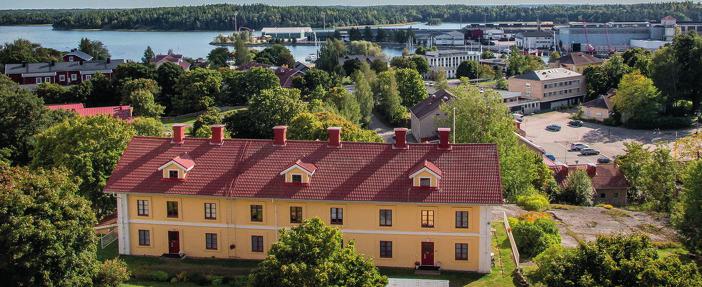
<box><xmin>597</xmin><ymin>156</ymin><xmax>611</xmax><ymax>163</ymax></box>
<box><xmin>545</xmin><ymin>153</ymin><xmax>556</xmax><ymax>161</ymax></box>
<box><xmin>568</xmin><ymin>120</ymin><xmax>583</xmax><ymax>127</ymax></box>
<box><xmin>546</xmin><ymin>124</ymin><xmax>561</xmax><ymax>132</ymax></box>
<box><xmin>569</xmin><ymin>143</ymin><xmax>589</xmax><ymax>151</ymax></box>
<box><xmin>580</xmin><ymin>148</ymin><xmax>600</xmax><ymax>156</ymax></box>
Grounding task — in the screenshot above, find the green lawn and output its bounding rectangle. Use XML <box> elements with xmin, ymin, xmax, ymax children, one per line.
<box><xmin>160</xmin><ymin>106</ymin><xmax>244</xmax><ymax>129</ymax></box>
<box><xmin>102</xmin><ymin>221</ymin><xmax>516</xmax><ymax>287</ymax></box>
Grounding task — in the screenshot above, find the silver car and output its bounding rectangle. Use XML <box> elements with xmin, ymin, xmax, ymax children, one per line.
<box><xmin>580</xmin><ymin>148</ymin><xmax>600</xmax><ymax>156</ymax></box>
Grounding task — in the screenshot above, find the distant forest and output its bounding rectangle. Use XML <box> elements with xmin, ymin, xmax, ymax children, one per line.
<box><xmin>1</xmin><ymin>2</ymin><xmax>702</xmax><ymax>31</ymax></box>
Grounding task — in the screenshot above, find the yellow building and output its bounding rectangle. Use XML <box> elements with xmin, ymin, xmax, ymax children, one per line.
<box><xmin>106</xmin><ymin>125</ymin><xmax>503</xmax><ymax>273</ymax></box>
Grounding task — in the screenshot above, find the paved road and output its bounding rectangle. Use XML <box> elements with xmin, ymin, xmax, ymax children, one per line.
<box><xmin>521</xmin><ymin>110</ymin><xmax>699</xmax><ymax>165</ymax></box>
<box><xmin>369</xmin><ymin>112</ymin><xmax>395</xmax><ymax>143</ymax></box>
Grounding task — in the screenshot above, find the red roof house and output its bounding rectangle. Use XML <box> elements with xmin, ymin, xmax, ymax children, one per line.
<box><xmin>47</xmin><ymin>103</ymin><xmax>133</xmax><ymax>121</ymax></box>
<box><xmin>551</xmin><ymin>163</ymin><xmax>629</xmax><ymax>206</ymax></box>
<box><xmin>104</xmin><ymin>126</ymin><xmax>503</xmax><ymax>205</ymax></box>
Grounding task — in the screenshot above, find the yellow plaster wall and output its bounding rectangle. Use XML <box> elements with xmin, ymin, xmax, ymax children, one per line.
<box><xmin>411</xmin><ymin>170</ymin><xmax>439</xmax><ymax>187</ymax></box>
<box><xmin>126</xmin><ymin>194</ymin><xmax>484</xmax><ymax>271</ymax></box>
<box><xmin>282</xmin><ymin>166</ymin><xmax>310</xmax><ymax>183</ymax></box>
<box><xmin>161</xmin><ymin>162</ymin><xmax>186</xmax><ymax>179</ymax></box>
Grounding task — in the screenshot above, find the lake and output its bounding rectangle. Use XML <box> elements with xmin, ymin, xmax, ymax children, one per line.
<box><xmin>0</xmin><ymin>25</ymin><xmax>408</xmax><ymax>62</ymax></box>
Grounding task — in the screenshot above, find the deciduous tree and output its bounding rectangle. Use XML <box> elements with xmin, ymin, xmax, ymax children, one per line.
<box><xmin>0</xmin><ymin>75</ymin><xmax>48</xmax><ymax>165</ymax></box>
<box><xmin>208</xmin><ymin>47</ymin><xmax>231</xmax><ymax>68</ymax></box>
<box><xmin>456</xmin><ymin>60</ymin><xmax>481</xmax><ymax>79</ymax></box>
<box><xmin>352</xmin><ymin>71</ymin><xmax>374</xmax><ymax>127</ymax></box>
<box><xmin>612</xmin><ymin>71</ymin><xmax>663</xmax><ymax>125</ymax></box>
<box><xmin>249</xmin><ymin>218</ymin><xmax>387</xmax><ymax>287</ymax></box>
<box><xmin>31</xmin><ymin>115</ymin><xmax>135</xmax><ymax>216</ymax></box>
<box><xmin>0</xmin><ymin>166</ymin><xmax>101</xmax><ymax>286</ymax></box>
<box><xmin>558</xmin><ymin>170</ymin><xmax>595</xmax><ymax>206</ymax></box>
<box><xmin>79</xmin><ymin>37</ymin><xmax>110</xmax><ymax>60</ymax></box>
<box><xmin>395</xmin><ymin>68</ymin><xmax>427</xmax><ymax>107</ymax></box>
<box><xmin>172</xmin><ymin>68</ymin><xmax>222</xmax><ymax>114</ymax></box>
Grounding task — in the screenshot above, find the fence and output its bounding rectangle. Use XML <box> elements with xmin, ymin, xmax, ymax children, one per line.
<box><xmin>502</xmin><ymin>211</ymin><xmax>520</xmax><ymax>267</ymax></box>
<box><xmin>100</xmin><ymin>229</ymin><xmax>118</xmax><ymax>249</ymax></box>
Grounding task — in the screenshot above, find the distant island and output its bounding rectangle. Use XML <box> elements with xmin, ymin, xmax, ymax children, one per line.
<box><xmin>1</xmin><ymin>3</ymin><xmax>701</xmax><ymax>31</ymax></box>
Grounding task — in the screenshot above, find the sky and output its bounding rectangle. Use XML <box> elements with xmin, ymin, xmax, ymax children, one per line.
<box><xmin>1</xmin><ymin>0</ymin><xmax>698</xmax><ymax>9</ymax></box>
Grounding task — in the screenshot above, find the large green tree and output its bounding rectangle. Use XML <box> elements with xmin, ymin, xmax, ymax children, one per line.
<box><xmin>316</xmin><ymin>39</ymin><xmax>346</xmax><ymax>74</ymax></box>
<box><xmin>528</xmin><ymin>234</ymin><xmax>702</xmax><ymax>287</ymax></box>
<box><xmin>249</xmin><ymin>218</ymin><xmax>387</xmax><ymax>287</ymax></box>
<box><xmin>325</xmin><ymin>87</ymin><xmax>362</xmax><ymax>124</ymax></box>
<box><xmin>172</xmin><ymin>68</ymin><xmax>222</xmax><ymax>114</ymax></box>
<box><xmin>231</xmin><ymin>87</ymin><xmax>307</xmax><ymax>138</ymax></box>
<box><xmin>207</xmin><ymin>47</ymin><xmax>232</xmax><ymax>68</ymax></box>
<box><xmin>288</xmin><ymin>112</ymin><xmax>382</xmax><ymax>143</ymax></box>
<box><xmin>639</xmin><ymin>147</ymin><xmax>678</xmax><ymax>212</ymax></box>
<box><xmin>79</xmin><ymin>37</ymin><xmax>110</xmax><ymax>60</ymax></box>
<box><xmin>395</xmin><ymin>68</ymin><xmax>427</xmax><ymax>107</ymax></box>
<box><xmin>558</xmin><ymin>170</ymin><xmax>595</xmax><ymax>206</ymax></box>
<box><xmin>31</xmin><ymin>116</ymin><xmax>135</xmax><ymax>216</ymax></box>
<box><xmin>674</xmin><ymin>160</ymin><xmax>702</xmax><ymax>254</ymax></box>
<box><xmin>672</xmin><ymin>32</ymin><xmax>702</xmax><ymax>113</ymax></box>
<box><xmin>374</xmin><ymin>70</ymin><xmax>406</xmax><ymax>126</ymax></box>
<box><xmin>0</xmin><ymin>38</ymin><xmax>62</xmax><ymax>64</ymax></box>
<box><xmin>352</xmin><ymin>71</ymin><xmax>374</xmax><ymax>127</ymax></box>
<box><xmin>583</xmin><ymin>55</ymin><xmax>633</xmax><ymax>101</ymax></box>
<box><xmin>142</xmin><ymin>46</ymin><xmax>155</xmax><ymax>64</ymax></box>
<box><xmin>156</xmin><ymin>61</ymin><xmax>185</xmax><ymax>111</ymax></box>
<box><xmin>0</xmin><ymin>166</ymin><xmax>96</xmax><ymax>286</ymax></box>
<box><xmin>0</xmin><ymin>75</ymin><xmax>48</xmax><ymax>165</ymax></box>
<box><xmin>456</xmin><ymin>60</ymin><xmax>481</xmax><ymax>79</ymax></box>
<box><xmin>255</xmin><ymin>44</ymin><xmax>295</xmax><ymax>67</ymax></box>
<box><xmin>612</xmin><ymin>71</ymin><xmax>663</xmax><ymax>126</ymax></box>
<box><xmin>506</xmin><ymin>48</ymin><xmax>544</xmax><ymax>76</ymax></box>
<box><xmin>439</xmin><ymin>84</ymin><xmax>552</xmax><ymax>200</ymax></box>
<box><xmin>221</xmin><ymin>67</ymin><xmax>280</xmax><ymax>105</ymax></box>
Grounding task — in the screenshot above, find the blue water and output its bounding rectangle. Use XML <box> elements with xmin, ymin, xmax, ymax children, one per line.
<box><xmin>0</xmin><ymin>25</ymin><xmax>405</xmax><ymax>62</ymax></box>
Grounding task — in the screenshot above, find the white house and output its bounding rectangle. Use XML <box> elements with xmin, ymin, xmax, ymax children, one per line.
<box><xmin>434</xmin><ymin>31</ymin><xmax>465</xmax><ymax>46</ymax></box>
<box><xmin>423</xmin><ymin>50</ymin><xmax>481</xmax><ymax>79</ymax></box>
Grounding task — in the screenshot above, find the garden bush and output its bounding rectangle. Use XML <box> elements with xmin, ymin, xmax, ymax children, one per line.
<box><xmin>510</xmin><ymin>217</ymin><xmax>561</xmax><ymax>259</ymax></box>
<box><xmin>150</xmin><ymin>270</ymin><xmax>170</xmax><ymax>282</ymax></box>
<box><xmin>94</xmin><ymin>259</ymin><xmax>130</xmax><ymax>287</ymax></box>
<box><xmin>516</xmin><ymin>193</ymin><xmax>550</xmax><ymax>211</ymax></box>
<box><xmin>188</xmin><ymin>272</ymin><xmax>209</xmax><ymax>285</ymax></box>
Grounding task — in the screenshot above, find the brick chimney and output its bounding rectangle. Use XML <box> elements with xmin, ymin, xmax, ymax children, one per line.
<box><xmin>328</xmin><ymin>127</ymin><xmax>342</xmax><ymax>148</ymax></box>
<box><xmin>172</xmin><ymin>124</ymin><xmax>186</xmax><ymax>144</ymax></box>
<box><xmin>393</xmin><ymin>128</ymin><xmax>408</xmax><ymax>149</ymax></box>
<box><xmin>437</xmin><ymin>128</ymin><xmax>452</xmax><ymax>150</ymax></box>
<box><xmin>210</xmin><ymin>125</ymin><xmax>225</xmax><ymax>145</ymax></box>
<box><xmin>586</xmin><ymin>163</ymin><xmax>597</xmax><ymax>177</ymax></box>
<box><xmin>273</xmin><ymin>125</ymin><xmax>287</xmax><ymax>146</ymax></box>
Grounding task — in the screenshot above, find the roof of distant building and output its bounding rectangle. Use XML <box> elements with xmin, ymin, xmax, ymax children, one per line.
<box><xmin>47</xmin><ymin>103</ymin><xmax>133</xmax><ymax>121</ymax></box>
<box><xmin>513</xmin><ymin>68</ymin><xmax>582</xmax><ymax>81</ymax></box>
<box><xmin>410</xmin><ymin>89</ymin><xmax>455</xmax><ymax>119</ymax></box>
<box><xmin>552</xmin><ymin>163</ymin><xmax>629</xmax><ymax>190</ymax></box>
<box><xmin>261</xmin><ymin>27</ymin><xmax>313</xmax><ymax>34</ymax></box>
<box><xmin>104</xmin><ymin>134</ymin><xmax>503</xmax><ymax>205</ymax></box>
<box><xmin>65</xmin><ymin>50</ymin><xmax>94</xmax><ymax>61</ymax></box>
<box><xmin>4</xmin><ymin>59</ymin><xmax>125</xmax><ymax>75</ymax></box>
<box><xmin>516</xmin><ymin>31</ymin><xmax>552</xmax><ymax>38</ymax></box>
<box><xmin>557</xmin><ymin>52</ymin><xmax>604</xmax><ymax>66</ymax></box>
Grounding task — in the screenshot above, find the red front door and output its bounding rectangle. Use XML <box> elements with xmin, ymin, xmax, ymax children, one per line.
<box><xmin>421</xmin><ymin>242</ymin><xmax>434</xmax><ymax>266</ymax></box>
<box><xmin>168</xmin><ymin>231</ymin><xmax>180</xmax><ymax>254</ymax></box>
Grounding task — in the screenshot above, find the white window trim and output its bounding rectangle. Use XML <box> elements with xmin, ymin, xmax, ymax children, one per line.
<box><xmin>59</xmin><ymin>74</ymin><xmax>65</xmax><ymax>81</ymax></box>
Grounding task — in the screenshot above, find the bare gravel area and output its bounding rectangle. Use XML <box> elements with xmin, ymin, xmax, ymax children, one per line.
<box><xmin>491</xmin><ymin>204</ymin><xmax>677</xmax><ymax>248</ymax></box>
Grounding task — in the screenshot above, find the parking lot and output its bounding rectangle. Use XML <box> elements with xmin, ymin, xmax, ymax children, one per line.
<box><xmin>521</xmin><ymin>111</ymin><xmax>699</xmax><ymax>165</ymax></box>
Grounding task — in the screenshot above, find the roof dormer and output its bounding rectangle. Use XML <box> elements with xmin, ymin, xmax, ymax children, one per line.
<box><xmin>280</xmin><ymin>160</ymin><xmax>317</xmax><ymax>185</ymax></box>
<box><xmin>409</xmin><ymin>160</ymin><xmax>443</xmax><ymax>188</ymax></box>
<box><xmin>158</xmin><ymin>153</ymin><xmax>195</xmax><ymax>180</ymax></box>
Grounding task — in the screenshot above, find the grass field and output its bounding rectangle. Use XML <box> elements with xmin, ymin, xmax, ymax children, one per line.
<box><xmin>160</xmin><ymin>106</ymin><xmax>244</xmax><ymax>129</ymax></box>
<box><xmin>101</xmin><ymin>221</ymin><xmax>516</xmax><ymax>287</ymax></box>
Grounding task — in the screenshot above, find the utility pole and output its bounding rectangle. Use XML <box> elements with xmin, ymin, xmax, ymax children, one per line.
<box><xmin>453</xmin><ymin>107</ymin><xmax>456</xmax><ymax>143</ymax></box>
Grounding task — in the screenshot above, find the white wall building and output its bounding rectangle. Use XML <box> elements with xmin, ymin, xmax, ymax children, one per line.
<box><xmin>515</xmin><ymin>31</ymin><xmax>554</xmax><ymax>49</ymax></box>
<box><xmin>423</xmin><ymin>50</ymin><xmax>481</xmax><ymax>79</ymax></box>
<box><xmin>434</xmin><ymin>31</ymin><xmax>465</xmax><ymax>46</ymax></box>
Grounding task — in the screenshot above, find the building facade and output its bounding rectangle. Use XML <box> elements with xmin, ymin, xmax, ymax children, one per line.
<box><xmin>423</xmin><ymin>50</ymin><xmax>481</xmax><ymax>79</ymax></box>
<box><xmin>4</xmin><ymin>59</ymin><xmax>124</xmax><ymax>86</ymax></box>
<box><xmin>508</xmin><ymin>68</ymin><xmax>586</xmax><ymax>111</ymax></box>
<box><xmin>515</xmin><ymin>31</ymin><xmax>554</xmax><ymax>49</ymax></box>
<box><xmin>410</xmin><ymin>89</ymin><xmax>454</xmax><ymax>142</ymax></box>
<box><xmin>106</xmin><ymin>125</ymin><xmax>502</xmax><ymax>273</ymax></box>
<box><xmin>550</xmin><ymin>52</ymin><xmax>604</xmax><ymax>74</ymax></box>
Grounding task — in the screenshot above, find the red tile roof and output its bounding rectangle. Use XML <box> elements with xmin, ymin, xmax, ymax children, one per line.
<box><xmin>47</xmin><ymin>103</ymin><xmax>133</xmax><ymax>121</ymax></box>
<box><xmin>292</xmin><ymin>159</ymin><xmax>318</xmax><ymax>174</ymax></box>
<box><xmin>552</xmin><ymin>163</ymin><xmax>629</xmax><ymax>190</ymax></box>
<box><xmin>104</xmin><ymin>137</ymin><xmax>503</xmax><ymax>204</ymax></box>
<box><xmin>164</xmin><ymin>153</ymin><xmax>195</xmax><ymax>171</ymax></box>
<box><xmin>410</xmin><ymin>160</ymin><xmax>443</xmax><ymax>178</ymax></box>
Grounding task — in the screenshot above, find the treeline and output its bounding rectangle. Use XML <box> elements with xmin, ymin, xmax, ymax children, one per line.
<box><xmin>1</xmin><ymin>3</ymin><xmax>702</xmax><ymax>31</ymax></box>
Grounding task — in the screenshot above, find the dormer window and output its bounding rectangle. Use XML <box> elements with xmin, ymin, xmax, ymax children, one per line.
<box><xmin>280</xmin><ymin>160</ymin><xmax>317</xmax><ymax>184</ymax></box>
<box><xmin>409</xmin><ymin>160</ymin><xmax>443</xmax><ymax>188</ymax></box>
<box><xmin>159</xmin><ymin>153</ymin><xmax>195</xmax><ymax>180</ymax></box>
<box><xmin>419</xmin><ymin>177</ymin><xmax>431</xmax><ymax>187</ymax></box>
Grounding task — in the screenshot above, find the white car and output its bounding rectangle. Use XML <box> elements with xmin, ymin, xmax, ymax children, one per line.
<box><xmin>569</xmin><ymin>143</ymin><xmax>589</xmax><ymax>151</ymax></box>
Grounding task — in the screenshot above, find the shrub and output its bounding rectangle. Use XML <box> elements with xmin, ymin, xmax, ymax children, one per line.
<box><xmin>558</xmin><ymin>170</ymin><xmax>595</xmax><ymax>206</ymax></box>
<box><xmin>94</xmin><ymin>259</ymin><xmax>130</xmax><ymax>287</ymax></box>
<box><xmin>510</xmin><ymin>217</ymin><xmax>561</xmax><ymax>259</ymax></box>
<box><xmin>518</xmin><ymin>212</ymin><xmax>551</xmax><ymax>222</ymax></box>
<box><xmin>150</xmin><ymin>271</ymin><xmax>170</xmax><ymax>282</ymax></box>
<box><xmin>516</xmin><ymin>193</ymin><xmax>550</xmax><ymax>211</ymax></box>
<box><xmin>188</xmin><ymin>272</ymin><xmax>209</xmax><ymax>285</ymax></box>
<box><xmin>596</xmin><ymin>203</ymin><xmax>614</xmax><ymax>209</ymax></box>
<box><xmin>175</xmin><ymin>271</ymin><xmax>188</xmax><ymax>282</ymax></box>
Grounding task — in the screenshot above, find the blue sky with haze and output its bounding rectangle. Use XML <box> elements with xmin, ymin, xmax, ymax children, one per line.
<box><xmin>2</xmin><ymin>0</ymin><xmax>697</xmax><ymax>9</ymax></box>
